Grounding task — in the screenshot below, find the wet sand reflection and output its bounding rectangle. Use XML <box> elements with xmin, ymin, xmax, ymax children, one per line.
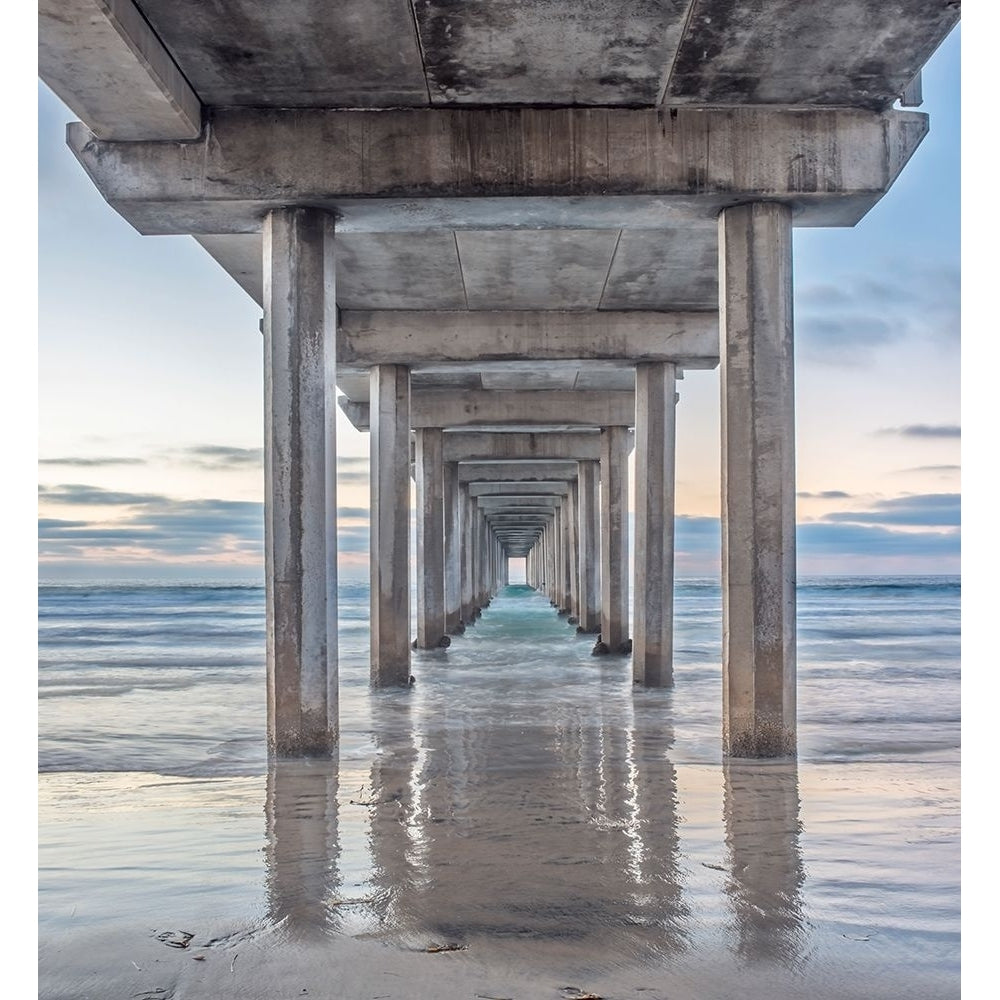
<box><xmin>723</xmin><ymin>760</ymin><xmax>806</xmax><ymax>965</ymax></box>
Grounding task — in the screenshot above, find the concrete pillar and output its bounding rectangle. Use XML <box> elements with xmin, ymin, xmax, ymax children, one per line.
<box><xmin>567</xmin><ymin>478</ymin><xmax>580</xmax><ymax>622</ymax></box>
<box><xmin>415</xmin><ymin>429</ymin><xmax>446</xmax><ymax>649</ymax></box>
<box><xmin>633</xmin><ymin>361</ymin><xmax>677</xmax><ymax>686</ymax></box>
<box><xmin>577</xmin><ymin>460</ymin><xmax>601</xmax><ymax>633</ymax></box>
<box><xmin>600</xmin><ymin>425</ymin><xmax>630</xmax><ymax>653</ymax></box>
<box><xmin>370</xmin><ymin>364</ymin><xmax>411</xmax><ymax>686</ymax></box>
<box><xmin>460</xmin><ymin>484</ymin><xmax>475</xmax><ymax>623</ymax></box>
<box><xmin>263</xmin><ymin>207</ymin><xmax>337</xmax><ymax>756</ymax></box>
<box><xmin>444</xmin><ymin>462</ymin><xmax>463</xmax><ymax>634</ymax></box>
<box><xmin>719</xmin><ymin>202</ymin><xmax>796</xmax><ymax>757</ymax></box>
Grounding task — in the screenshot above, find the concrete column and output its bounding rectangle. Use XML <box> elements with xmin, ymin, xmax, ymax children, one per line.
<box><xmin>719</xmin><ymin>202</ymin><xmax>796</xmax><ymax>757</ymax></box>
<box><xmin>444</xmin><ymin>462</ymin><xmax>463</xmax><ymax>634</ymax></box>
<box><xmin>577</xmin><ymin>460</ymin><xmax>601</xmax><ymax>633</ymax></box>
<box><xmin>567</xmin><ymin>478</ymin><xmax>580</xmax><ymax>623</ymax></box>
<box><xmin>263</xmin><ymin>207</ymin><xmax>337</xmax><ymax>756</ymax></box>
<box><xmin>370</xmin><ymin>364</ymin><xmax>411</xmax><ymax>686</ymax></box>
<box><xmin>415</xmin><ymin>429</ymin><xmax>446</xmax><ymax>649</ymax></box>
<box><xmin>460</xmin><ymin>484</ymin><xmax>475</xmax><ymax>623</ymax></box>
<box><xmin>633</xmin><ymin>361</ymin><xmax>677</xmax><ymax>687</ymax></box>
<box><xmin>600</xmin><ymin>425</ymin><xmax>630</xmax><ymax>653</ymax></box>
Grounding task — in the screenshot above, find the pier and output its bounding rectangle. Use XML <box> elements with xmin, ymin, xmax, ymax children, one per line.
<box><xmin>39</xmin><ymin>1</ymin><xmax>959</xmax><ymax>758</ymax></box>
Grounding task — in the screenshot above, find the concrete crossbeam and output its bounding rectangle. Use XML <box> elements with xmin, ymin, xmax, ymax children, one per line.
<box><xmin>339</xmin><ymin>390</ymin><xmax>635</xmax><ymax>431</ymax></box>
<box><xmin>68</xmin><ymin>107</ymin><xmax>927</xmax><ymax>234</ymax></box>
<box><xmin>40</xmin><ymin>0</ymin><xmax>202</xmax><ymax>141</ymax></box>
<box><xmin>459</xmin><ymin>462</ymin><xmax>579</xmax><ymax>484</ymax></box>
<box><xmin>468</xmin><ymin>482</ymin><xmax>570</xmax><ymax>496</ymax></box>
<box><xmin>443</xmin><ymin>431</ymin><xmax>603</xmax><ymax>463</ymax></box>
<box><xmin>340</xmin><ymin>310</ymin><xmax>718</xmax><ymax>368</ymax></box>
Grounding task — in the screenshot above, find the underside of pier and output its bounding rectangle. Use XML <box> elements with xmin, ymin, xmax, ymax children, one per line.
<box><xmin>39</xmin><ymin>0</ymin><xmax>959</xmax><ymax>757</ymax></box>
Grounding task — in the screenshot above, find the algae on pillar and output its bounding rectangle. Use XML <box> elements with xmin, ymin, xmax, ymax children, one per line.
<box><xmin>719</xmin><ymin>202</ymin><xmax>797</xmax><ymax>757</ymax></box>
<box><xmin>263</xmin><ymin>207</ymin><xmax>338</xmax><ymax>755</ymax></box>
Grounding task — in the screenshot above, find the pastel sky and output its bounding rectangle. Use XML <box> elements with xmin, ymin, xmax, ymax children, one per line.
<box><xmin>37</xmin><ymin>28</ymin><xmax>960</xmax><ymax>582</ymax></box>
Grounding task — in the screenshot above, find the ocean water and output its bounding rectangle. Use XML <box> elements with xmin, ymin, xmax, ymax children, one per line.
<box><xmin>38</xmin><ymin>577</ymin><xmax>960</xmax><ymax>999</ymax></box>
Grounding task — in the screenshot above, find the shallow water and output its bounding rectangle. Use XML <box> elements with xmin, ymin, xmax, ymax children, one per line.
<box><xmin>38</xmin><ymin>579</ymin><xmax>960</xmax><ymax>999</ymax></box>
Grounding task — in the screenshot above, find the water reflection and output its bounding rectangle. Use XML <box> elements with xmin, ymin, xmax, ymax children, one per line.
<box><xmin>365</xmin><ymin>690</ymin><xmax>687</xmax><ymax>961</ymax></box>
<box><xmin>722</xmin><ymin>760</ymin><xmax>806</xmax><ymax>965</ymax></box>
<box><xmin>264</xmin><ymin>758</ymin><xmax>340</xmax><ymax>938</ymax></box>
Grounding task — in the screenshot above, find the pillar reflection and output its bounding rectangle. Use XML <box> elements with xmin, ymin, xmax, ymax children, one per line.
<box><xmin>365</xmin><ymin>687</ymin><xmax>687</xmax><ymax>960</ymax></box>
<box><xmin>264</xmin><ymin>758</ymin><xmax>340</xmax><ymax>938</ymax></box>
<box><xmin>722</xmin><ymin>760</ymin><xmax>805</xmax><ymax>964</ymax></box>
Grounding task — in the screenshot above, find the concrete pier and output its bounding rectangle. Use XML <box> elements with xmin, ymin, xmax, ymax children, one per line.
<box><xmin>262</xmin><ymin>208</ymin><xmax>337</xmax><ymax>756</ymax></box>
<box><xmin>719</xmin><ymin>203</ymin><xmax>797</xmax><ymax>757</ymax></box>
<box><xmin>415</xmin><ymin>428</ymin><xmax>446</xmax><ymax>649</ymax></box>
<box><xmin>633</xmin><ymin>362</ymin><xmax>678</xmax><ymax>687</ymax></box>
<box><xmin>600</xmin><ymin>426</ymin><xmax>631</xmax><ymax>654</ymax></box>
<box><xmin>370</xmin><ymin>364</ymin><xmax>411</xmax><ymax>686</ymax></box>
<box><xmin>41</xmin><ymin>2</ymin><xmax>957</xmax><ymax>756</ymax></box>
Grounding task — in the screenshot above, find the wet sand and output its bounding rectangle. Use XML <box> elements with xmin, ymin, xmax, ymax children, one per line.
<box><xmin>38</xmin><ymin>587</ymin><xmax>960</xmax><ymax>999</ymax></box>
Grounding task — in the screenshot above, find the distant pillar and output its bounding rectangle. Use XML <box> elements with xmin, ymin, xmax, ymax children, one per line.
<box><xmin>370</xmin><ymin>364</ymin><xmax>411</xmax><ymax>686</ymax></box>
<box><xmin>566</xmin><ymin>480</ymin><xmax>580</xmax><ymax>621</ymax></box>
<box><xmin>719</xmin><ymin>202</ymin><xmax>796</xmax><ymax>757</ymax></box>
<box><xmin>263</xmin><ymin>207</ymin><xmax>337</xmax><ymax>756</ymax></box>
<box><xmin>415</xmin><ymin>428</ymin><xmax>446</xmax><ymax>649</ymax></box>
<box><xmin>444</xmin><ymin>462</ymin><xmax>463</xmax><ymax>634</ymax></box>
<box><xmin>577</xmin><ymin>460</ymin><xmax>601</xmax><ymax>633</ymax></box>
<box><xmin>600</xmin><ymin>426</ymin><xmax>630</xmax><ymax>653</ymax></box>
<box><xmin>633</xmin><ymin>361</ymin><xmax>677</xmax><ymax>686</ymax></box>
<box><xmin>460</xmin><ymin>484</ymin><xmax>475</xmax><ymax>623</ymax></box>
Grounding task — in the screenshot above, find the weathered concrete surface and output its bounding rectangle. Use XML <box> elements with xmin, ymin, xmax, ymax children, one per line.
<box><xmin>600</xmin><ymin>426</ymin><xmax>631</xmax><ymax>654</ymax></box>
<box><xmin>138</xmin><ymin>0</ymin><xmax>428</xmax><ymax>108</ymax></box>
<box><xmin>39</xmin><ymin>0</ymin><xmax>202</xmax><ymax>140</ymax></box>
<box><xmin>632</xmin><ymin>362</ymin><xmax>677</xmax><ymax>688</ymax></box>
<box><xmin>460</xmin><ymin>484</ymin><xmax>475</xmax><ymax>624</ymax></box>
<box><xmin>338</xmin><ymin>390</ymin><xmax>635</xmax><ymax>431</ymax></box>
<box><xmin>720</xmin><ymin>203</ymin><xmax>797</xmax><ymax>758</ymax></box>
<box><xmin>68</xmin><ymin>108</ymin><xmax>929</xmax><ymax>235</ymax></box>
<box><xmin>262</xmin><ymin>208</ymin><xmax>337</xmax><ymax>756</ymax></box>
<box><xmin>414</xmin><ymin>1</ymin><xmax>689</xmax><ymax>106</ymax></box>
<box><xmin>415</xmin><ymin>429</ymin><xmax>446</xmax><ymax>649</ymax></box>
<box><xmin>663</xmin><ymin>1</ymin><xmax>959</xmax><ymax>111</ymax></box>
<box><xmin>576</xmin><ymin>459</ymin><xmax>601</xmax><ymax>633</ymax></box>
<box><xmin>370</xmin><ymin>365</ymin><xmax>411</xmax><ymax>686</ymax></box>
<box><xmin>339</xmin><ymin>310</ymin><xmax>718</xmax><ymax>367</ymax></box>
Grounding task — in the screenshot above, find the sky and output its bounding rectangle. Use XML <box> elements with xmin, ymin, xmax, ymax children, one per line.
<box><xmin>36</xmin><ymin>27</ymin><xmax>961</xmax><ymax>582</ymax></box>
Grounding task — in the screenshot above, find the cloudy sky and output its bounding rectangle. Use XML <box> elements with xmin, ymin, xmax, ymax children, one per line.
<box><xmin>37</xmin><ymin>27</ymin><xmax>960</xmax><ymax>583</ymax></box>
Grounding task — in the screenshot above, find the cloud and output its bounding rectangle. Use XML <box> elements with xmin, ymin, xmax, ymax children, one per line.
<box><xmin>878</xmin><ymin>425</ymin><xmax>960</xmax><ymax>439</ymax></box>
<box><xmin>38</xmin><ymin>456</ymin><xmax>146</xmax><ymax>467</ymax></box>
<box><xmin>39</xmin><ymin>483</ymin><xmax>167</xmax><ymax>506</ymax></box>
<box><xmin>798</xmin><ymin>522</ymin><xmax>959</xmax><ymax>557</ymax></box>
<box><xmin>797</xmin><ymin>490</ymin><xmax>852</xmax><ymax>499</ymax></box>
<box><xmin>821</xmin><ymin>493</ymin><xmax>960</xmax><ymax>528</ymax></box>
<box><xmin>895</xmin><ymin>465</ymin><xmax>961</xmax><ymax>474</ymax></box>
<box><xmin>173</xmin><ymin>445</ymin><xmax>263</xmax><ymax>469</ymax></box>
<box><xmin>795</xmin><ymin>265</ymin><xmax>959</xmax><ymax>365</ymax></box>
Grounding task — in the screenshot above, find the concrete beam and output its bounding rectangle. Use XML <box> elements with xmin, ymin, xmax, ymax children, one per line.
<box><xmin>469</xmin><ymin>482</ymin><xmax>570</xmax><ymax>496</ymax></box>
<box><xmin>444</xmin><ymin>431</ymin><xmax>603</xmax><ymax>463</ymax></box>
<box><xmin>40</xmin><ymin>0</ymin><xmax>201</xmax><ymax>141</ymax></box>
<box><xmin>340</xmin><ymin>310</ymin><xmax>718</xmax><ymax>368</ymax></box>
<box><xmin>459</xmin><ymin>462</ymin><xmax>579</xmax><ymax>484</ymax></box>
<box><xmin>339</xmin><ymin>390</ymin><xmax>635</xmax><ymax>431</ymax></box>
<box><xmin>68</xmin><ymin>107</ymin><xmax>928</xmax><ymax>234</ymax></box>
